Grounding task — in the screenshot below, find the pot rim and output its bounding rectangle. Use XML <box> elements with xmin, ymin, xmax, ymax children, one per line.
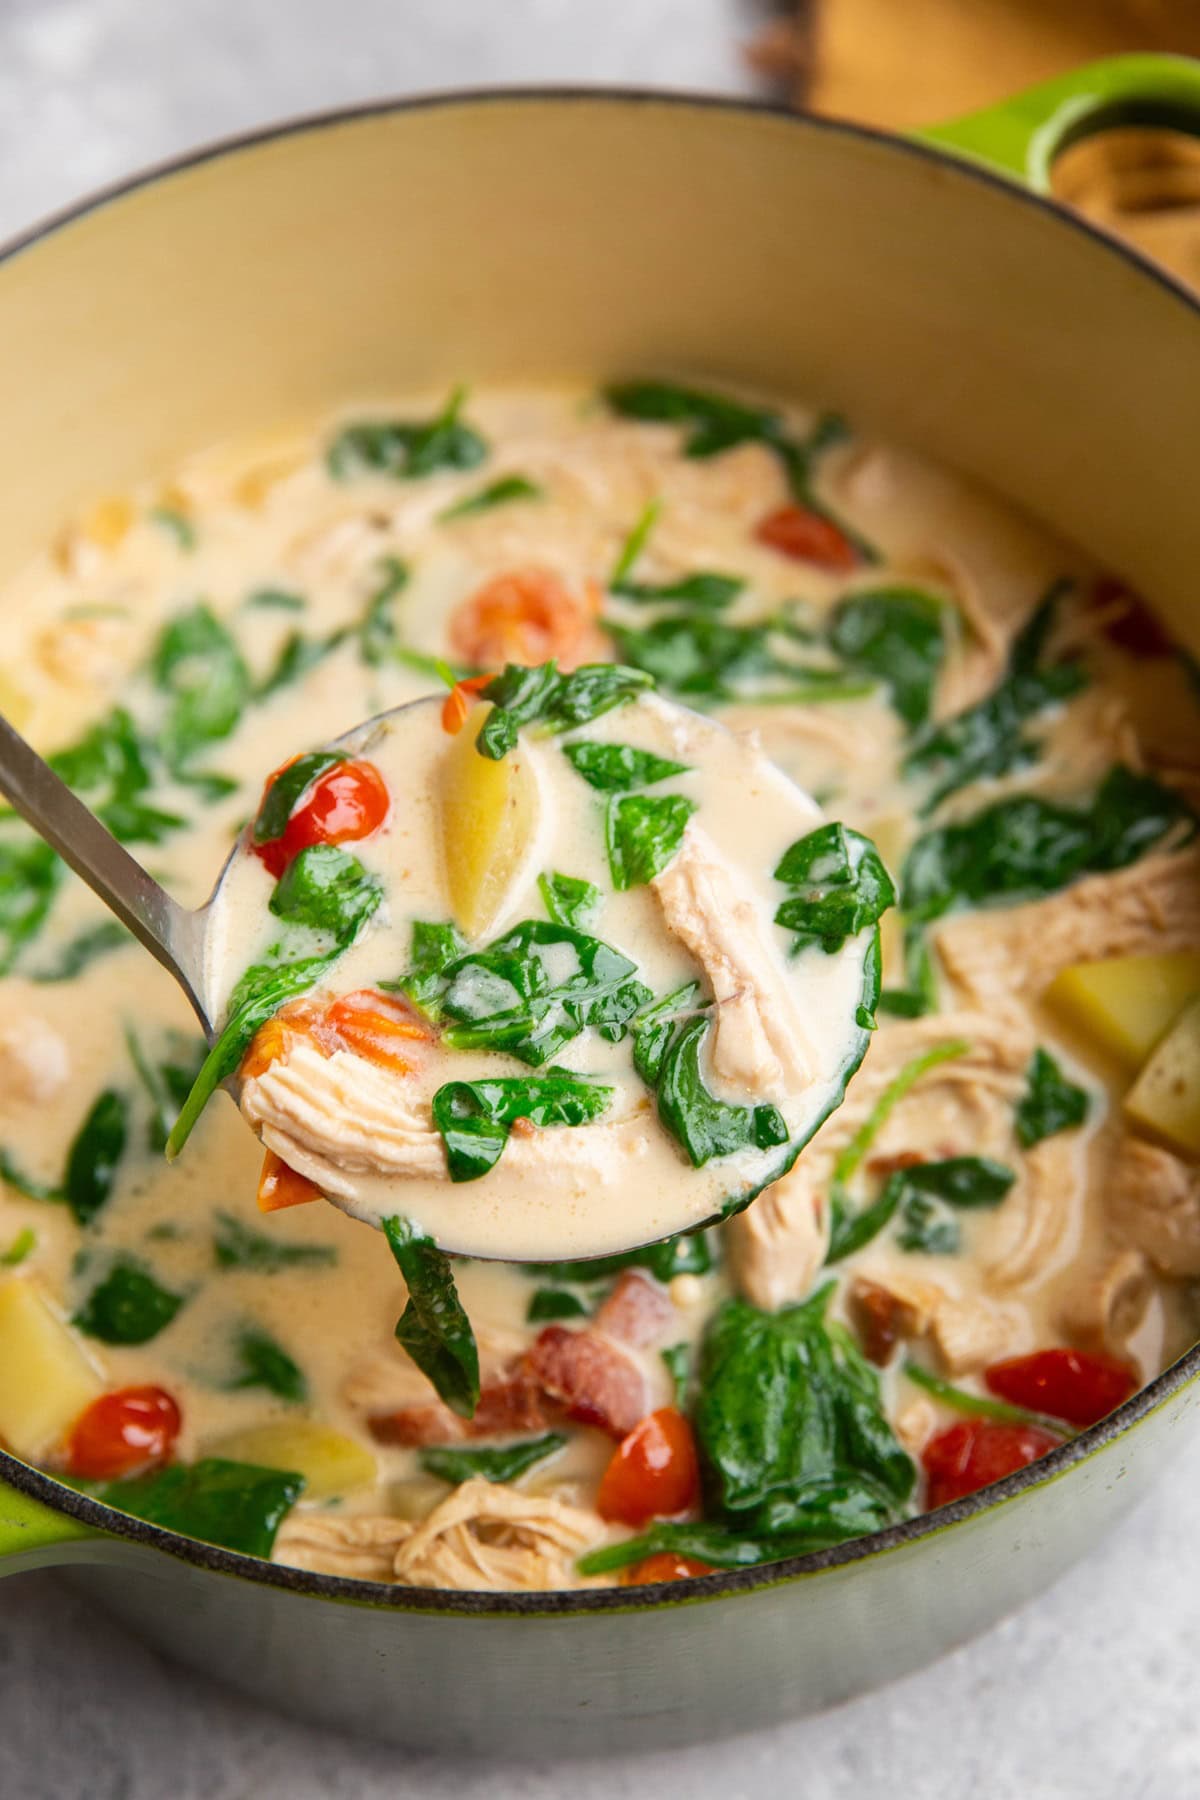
<box><xmin>2</xmin><ymin>80</ymin><xmax>1198</xmax><ymax>1614</ymax></box>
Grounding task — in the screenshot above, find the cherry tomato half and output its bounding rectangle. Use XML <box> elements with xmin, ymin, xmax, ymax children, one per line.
<box><xmin>621</xmin><ymin>1553</ymin><xmax>714</xmax><ymax>1586</ymax></box>
<box><xmin>596</xmin><ymin>1407</ymin><xmax>701</xmax><ymax>1527</ymax></box>
<box><xmin>253</xmin><ymin>758</ymin><xmax>390</xmax><ymax>878</ymax></box>
<box><xmin>755</xmin><ymin>503</ymin><xmax>859</xmax><ymax>572</ymax></box>
<box><xmin>441</xmin><ymin>674</ymin><xmax>493</xmax><ymax>735</ymax></box>
<box><xmin>984</xmin><ymin>1348</ymin><xmax>1137</xmax><ymax>1428</ymax></box>
<box><xmin>921</xmin><ymin>1417</ymin><xmax>1061</xmax><ymax>1511</ymax></box>
<box><xmin>66</xmin><ymin>1385</ymin><xmax>181</xmax><ymax>1480</ymax></box>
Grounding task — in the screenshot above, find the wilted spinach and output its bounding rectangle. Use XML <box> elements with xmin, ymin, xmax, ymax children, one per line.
<box><xmin>773</xmin><ymin>822</ymin><xmax>895</xmax><ymax>954</ymax></box>
<box><xmin>212</xmin><ymin>1211</ymin><xmax>336</xmax><ymax>1273</ymax></box>
<box><xmin>420</xmin><ymin>1433</ymin><xmax>566</xmax><ymax>1485</ymax></box>
<box><xmin>538</xmin><ymin>870</ymin><xmax>602</xmax><ymax>931</ymax></box>
<box><xmin>382</xmin><ymin>1215</ymin><xmax>479</xmax><ymax>1419</ymax></box>
<box><xmin>562</xmin><ymin>740</ymin><xmax>690</xmax><ymax>792</ymax></box>
<box><xmin>526</xmin><ymin>1288</ymin><xmax>590</xmax><ymax>1323</ymax></box>
<box><xmin>1015</xmin><ymin>1047</ymin><xmax>1090</xmax><ymax>1148</ymax></box>
<box><xmin>65</xmin><ymin>1089</ymin><xmax>129</xmax><ymax>1226</ymax></box>
<box><xmin>893</xmin><ymin>1157</ymin><xmax>1015</xmax><ymax>1255</ymax></box>
<box><xmin>226</xmin><ymin>1325</ymin><xmax>307</xmax><ymax>1402</ymax></box>
<box><xmin>327</xmin><ymin>387</ymin><xmax>487</xmax><ymax>482</ymax></box>
<box><xmin>151</xmin><ymin>604</ymin><xmax>251</xmax><ymax>769</ymax></box>
<box><xmin>28</xmin><ymin>920</ymin><xmax>129</xmax><ymax>982</ymax></box>
<box><xmin>439</xmin><ymin>474</ymin><xmax>542</xmax><ymax>520</ymax></box>
<box><xmin>826</xmin><ymin>588</ymin><xmax>945</xmax><ymax>731</ymax></box>
<box><xmin>79</xmin><ymin>1457</ymin><xmax>303</xmax><ymax>1558</ymax></box>
<box><xmin>655</xmin><ymin>1017</ymin><xmax>787</xmax><ymax>1168</ymax></box>
<box><xmin>269</xmin><ymin>845</ymin><xmax>384</xmax><ymax>937</ymax></box>
<box><xmin>473</xmin><ymin>661</ymin><xmax>654</xmax><ymax>760</ymax></box>
<box><xmin>431</xmin><ymin>1070</ymin><xmax>613</xmax><ymax>1181</ymax></box>
<box><xmin>607</xmin><ymin>792</ymin><xmax>697</xmax><ymax>889</ymax></box>
<box><xmin>0</xmin><ymin>839</ymin><xmax>61</xmax><ymax>972</ymax></box>
<box><xmin>72</xmin><ymin>1256</ymin><xmax>185</xmax><ymax>1344</ymax></box>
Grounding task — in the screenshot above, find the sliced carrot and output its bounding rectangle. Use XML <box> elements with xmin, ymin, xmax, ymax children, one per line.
<box><xmin>257</xmin><ymin>1150</ymin><xmax>323</xmax><ymax>1212</ymax></box>
<box><xmin>323</xmin><ymin>988</ymin><xmax>432</xmax><ymax>1074</ymax></box>
<box><xmin>441</xmin><ymin>673</ymin><xmax>493</xmax><ymax>735</ymax></box>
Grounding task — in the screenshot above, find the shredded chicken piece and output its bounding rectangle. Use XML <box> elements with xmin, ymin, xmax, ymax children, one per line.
<box><xmin>938</xmin><ymin>847</ymin><xmax>1200</xmax><ymax>1008</ymax></box>
<box><xmin>652</xmin><ymin>823</ymin><xmax>815</xmax><ymax>1101</ymax></box>
<box><xmin>848</xmin><ymin>1269</ymin><xmax>1016</xmax><ymax>1377</ymax></box>
<box><xmin>275</xmin><ymin>1512</ymin><xmax>414</xmax><ymax>1582</ymax></box>
<box><xmin>1058</xmin><ymin>1244</ymin><xmax>1152</xmax><ymax>1364</ymax></box>
<box><xmin>982</xmin><ymin>1131</ymin><xmax>1083</xmax><ymax>1290</ymax></box>
<box><xmin>894</xmin><ymin>1396</ymin><xmax>938</xmax><ymax>1455</ymax></box>
<box><xmin>726</xmin><ymin>1010</ymin><xmax>1033</xmax><ymax>1310</ymax></box>
<box><xmin>1106</xmin><ymin>1134</ymin><xmax>1200</xmax><ymax>1277</ymax></box>
<box><xmin>0</xmin><ymin>1016</ymin><xmax>70</xmax><ymax>1105</ymax></box>
<box><xmin>344</xmin><ymin>1322</ymin><xmax>528</xmax><ymax>1423</ymax></box>
<box><xmin>393</xmin><ymin>1478</ymin><xmax>604</xmax><ymax>1591</ymax></box>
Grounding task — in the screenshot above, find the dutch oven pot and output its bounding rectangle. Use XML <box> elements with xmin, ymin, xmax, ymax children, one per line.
<box><xmin>1</xmin><ymin>55</ymin><xmax>1199</xmax><ymax>1756</ymax></box>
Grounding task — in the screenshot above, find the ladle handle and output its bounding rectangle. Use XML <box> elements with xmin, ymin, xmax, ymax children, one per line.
<box><xmin>0</xmin><ymin>712</ymin><xmax>209</xmax><ymax>1028</ymax></box>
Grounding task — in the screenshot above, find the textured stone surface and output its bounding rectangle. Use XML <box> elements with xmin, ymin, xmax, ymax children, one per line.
<box><xmin>2</xmin><ymin>3</ymin><xmax>1199</xmax><ymax>1794</ymax></box>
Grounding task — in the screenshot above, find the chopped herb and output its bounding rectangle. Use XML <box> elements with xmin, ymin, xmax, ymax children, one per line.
<box><xmin>65</xmin><ymin>1090</ymin><xmax>129</xmax><ymax>1226</ymax></box>
<box><xmin>226</xmin><ymin>1326</ymin><xmax>307</xmax><ymax>1402</ymax></box>
<box><xmin>827</xmin><ymin>588</ymin><xmax>945</xmax><ymax>731</ymax></box>
<box><xmin>420</xmin><ymin>1432</ymin><xmax>567</xmax><ymax>1485</ymax></box>
<box><xmin>328</xmin><ymin>386</ymin><xmax>487</xmax><ymax>482</ymax></box>
<box><xmin>563</xmin><ymin>740</ymin><xmax>691</xmax><ymax>792</ymax></box>
<box><xmin>28</xmin><ymin>920</ymin><xmax>129</xmax><ymax>982</ymax></box>
<box><xmin>382</xmin><ymin>1215</ymin><xmax>479</xmax><ymax>1419</ymax></box>
<box><xmin>269</xmin><ymin>845</ymin><xmax>383</xmax><ymax>937</ymax></box>
<box><xmin>538</xmin><ymin>870</ymin><xmax>602</xmax><ymax>931</ymax></box>
<box><xmin>150</xmin><ymin>604</ymin><xmax>251</xmax><ymax>769</ymax></box>
<box><xmin>79</xmin><ymin>1457</ymin><xmax>304</xmax><ymax>1558</ymax></box>
<box><xmin>0</xmin><ymin>1226</ymin><xmax>36</xmax><ymax>1267</ymax></box>
<box><xmin>439</xmin><ymin>474</ymin><xmax>543</xmax><ymax>520</ymax></box>
<box><xmin>149</xmin><ymin>507</ymin><xmax>196</xmax><ymax>551</ymax></box>
<box><xmin>432</xmin><ymin>1071</ymin><xmax>612</xmax><ymax>1182</ymax></box>
<box><xmin>245</xmin><ymin>587</ymin><xmax>306</xmax><ymax>612</ymax></box>
<box><xmin>526</xmin><ymin>1287</ymin><xmax>590</xmax><ymax>1323</ymax></box>
<box><xmin>212</xmin><ymin>1211</ymin><xmax>337</xmax><ymax>1272</ymax></box>
<box><xmin>773</xmin><ymin>823</ymin><xmax>895</xmax><ymax>954</ymax></box>
<box><xmin>902</xmin><ymin>766</ymin><xmax>1194</xmax><ymax>924</ymax></box>
<box><xmin>253</xmin><ymin>750</ymin><xmax>343</xmax><ymax>844</ymax></box>
<box><xmin>607</xmin><ymin>792</ymin><xmax>696</xmax><ymax>889</ymax></box>
<box><xmin>1015</xmin><ymin>1047</ymin><xmax>1090</xmax><ymax>1147</ymax></box>
<box><xmin>72</xmin><ymin>1256</ymin><xmax>185</xmax><ymax>1344</ymax></box>
<box><xmin>474</xmin><ymin>661</ymin><xmax>654</xmax><ymax>760</ymax></box>
<box><xmin>656</xmin><ymin>1017</ymin><xmax>788</xmax><ymax>1168</ymax></box>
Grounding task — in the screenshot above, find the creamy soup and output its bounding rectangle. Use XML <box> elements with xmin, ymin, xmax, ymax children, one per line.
<box><xmin>0</xmin><ymin>379</ymin><xmax>1197</xmax><ymax>1592</ymax></box>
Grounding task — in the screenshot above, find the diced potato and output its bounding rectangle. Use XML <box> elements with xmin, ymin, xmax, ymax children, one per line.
<box><xmin>0</xmin><ymin>1278</ymin><xmax>103</xmax><ymax>1458</ymax></box>
<box><xmin>205</xmin><ymin>1420</ymin><xmax>376</xmax><ymax>1500</ymax></box>
<box><xmin>1045</xmin><ymin>952</ymin><xmax>1200</xmax><ymax>1069</ymax></box>
<box><xmin>0</xmin><ymin>672</ymin><xmax>32</xmax><ymax>730</ymax></box>
<box><xmin>1125</xmin><ymin>995</ymin><xmax>1200</xmax><ymax>1156</ymax></box>
<box><xmin>439</xmin><ymin>708</ymin><xmax>540</xmax><ymax>939</ymax></box>
<box><xmin>390</xmin><ymin>1476</ymin><xmax>451</xmax><ymax>1520</ymax></box>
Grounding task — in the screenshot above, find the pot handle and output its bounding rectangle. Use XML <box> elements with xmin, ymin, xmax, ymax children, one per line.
<box><xmin>0</xmin><ymin>1468</ymin><xmax>100</xmax><ymax>1575</ymax></box>
<box><xmin>916</xmin><ymin>52</ymin><xmax>1200</xmax><ymax>191</ymax></box>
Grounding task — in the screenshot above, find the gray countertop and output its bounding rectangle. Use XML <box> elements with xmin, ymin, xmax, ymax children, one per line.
<box><xmin>1</xmin><ymin>4</ymin><xmax>1197</xmax><ymax>1794</ymax></box>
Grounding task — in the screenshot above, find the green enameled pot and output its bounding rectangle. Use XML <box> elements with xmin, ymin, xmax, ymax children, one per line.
<box><xmin>2</xmin><ymin>54</ymin><xmax>1200</xmax><ymax>1755</ymax></box>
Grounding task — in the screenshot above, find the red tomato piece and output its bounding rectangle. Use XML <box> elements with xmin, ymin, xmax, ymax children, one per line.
<box><xmin>921</xmin><ymin>1417</ymin><xmax>1061</xmax><ymax>1510</ymax></box>
<box><xmin>441</xmin><ymin>673</ymin><xmax>493</xmax><ymax>735</ymax></box>
<box><xmin>621</xmin><ymin>1553</ymin><xmax>715</xmax><ymax>1586</ymax></box>
<box><xmin>253</xmin><ymin>758</ymin><xmax>390</xmax><ymax>877</ymax></box>
<box><xmin>596</xmin><ymin>1407</ymin><xmax>701</xmax><ymax>1527</ymax></box>
<box><xmin>755</xmin><ymin>503</ymin><xmax>859</xmax><ymax>571</ymax></box>
<box><xmin>66</xmin><ymin>1385</ymin><xmax>181</xmax><ymax>1480</ymax></box>
<box><xmin>984</xmin><ymin>1348</ymin><xmax>1138</xmax><ymax>1428</ymax></box>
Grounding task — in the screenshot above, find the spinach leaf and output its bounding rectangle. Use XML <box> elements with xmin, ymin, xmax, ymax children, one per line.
<box><xmin>245</xmin><ymin>587</ymin><xmax>306</xmax><ymax>612</ymax></box>
<box><xmin>434</xmin><ymin>919</ymin><xmax>650</xmax><ymax>1066</ymax></box>
<box><xmin>0</xmin><ymin>1226</ymin><xmax>36</xmax><ymax>1268</ymax></box>
<box><xmin>72</xmin><ymin>1256</ymin><xmax>185</xmax><ymax>1344</ymax></box>
<box><xmin>82</xmin><ymin>1457</ymin><xmax>303</xmax><ymax>1558</ymax></box>
<box><xmin>45</xmin><ymin>704</ymin><xmax>186</xmax><ymax>842</ymax></box>
<box><xmin>474</xmin><ymin>661</ymin><xmax>654</xmax><ymax>760</ymax></box>
<box><xmin>255</xmin><ymin>629</ymin><xmax>339</xmax><ymax>699</ymax></box>
<box><xmin>827</xmin><ymin>588</ymin><xmax>945</xmax><ymax>730</ymax></box>
<box><xmin>432</xmin><ymin>1071</ymin><xmax>612</xmax><ymax>1182</ymax></box>
<box><xmin>212</xmin><ymin>1211</ymin><xmax>336</xmax><ymax>1272</ymax></box>
<box><xmin>576</xmin><ymin>1512</ymin><xmax>877</xmax><ymax>1575</ymax></box>
<box><xmin>662</xmin><ymin>1342</ymin><xmax>691</xmax><ymax>1408</ymax></box>
<box><xmin>607</xmin><ymin>793</ymin><xmax>696</xmax><ymax>889</ymax></box>
<box><xmin>893</xmin><ymin>1156</ymin><xmax>1015</xmax><ymax>1255</ymax></box>
<box><xmin>149</xmin><ymin>507</ymin><xmax>196</xmax><ymax>551</ymax></box>
<box><xmin>174</xmin><ymin>768</ymin><xmax>240</xmax><ymax>803</ymax></box>
<box><xmin>878</xmin><ymin>922</ymin><xmax>938</xmax><ymax>1019</ymax></box>
<box><xmin>65</xmin><ymin>1089</ymin><xmax>129</xmax><ymax>1226</ymax></box>
<box><xmin>905</xmin><ymin>583</ymin><xmax>1086</xmax><ymax>808</ymax></box>
<box><xmin>327</xmin><ymin>387</ymin><xmax>487</xmax><ymax>482</ymax></box>
<box><xmin>608</xmin><ymin>613</ymin><xmax>775</xmax><ymax>699</ymax></box>
<box><xmin>382</xmin><ymin>1215</ymin><xmax>480</xmax><ymax>1419</ymax></box>
<box><xmin>523</xmin><ymin>1224</ymin><xmax>715</xmax><ymax>1285</ymax></box>
<box><xmin>0</xmin><ymin>838</ymin><xmax>60</xmax><ymax>972</ymax></box>
<box><xmin>253</xmin><ymin>750</ymin><xmax>343</xmax><ymax>843</ymax></box>
<box><xmin>28</xmin><ymin>920</ymin><xmax>128</xmax><ymax>982</ymax></box>
<box><xmin>538</xmin><ymin>870</ymin><xmax>602</xmax><ymax>931</ymax></box>
<box><xmin>902</xmin><ymin>767</ymin><xmax>1194</xmax><ymax>923</ymax></box>
<box><xmin>903</xmin><ymin>1360</ymin><xmax>1066</xmax><ymax>1435</ymax></box>
<box><xmin>269</xmin><ymin>845</ymin><xmax>383</xmax><ymax>937</ymax></box>
<box><xmin>151</xmin><ymin>604</ymin><xmax>251</xmax><ymax>768</ymax></box>
<box><xmin>1015</xmin><ymin>1047</ymin><xmax>1090</xmax><ymax>1148</ymax></box>
<box><xmin>390</xmin><ymin>919</ymin><xmax>469</xmax><ymax>1020</ymax></box>
<box><xmin>608</xmin><ymin>500</ymin><xmax>744</xmax><ymax>607</ymax></box>
<box><xmin>125</xmin><ymin>1026</ymin><xmax>205</xmax><ymax>1152</ymax></box>
<box><xmin>563</xmin><ymin>740</ymin><xmax>691</xmax><ymax>792</ymax></box>
<box><xmin>656</xmin><ymin>1017</ymin><xmax>788</xmax><ymax>1168</ymax></box>
<box><xmin>632</xmin><ymin>981</ymin><xmax>705</xmax><ymax>1086</ymax></box>
<box><xmin>226</xmin><ymin>1326</ymin><xmax>307</xmax><ymax>1402</ymax></box>
<box><xmin>439</xmin><ymin>474</ymin><xmax>542</xmax><ymax>520</ymax></box>
<box><xmin>694</xmin><ymin>1290</ymin><xmax>914</xmax><ymax>1539</ymax></box>
<box><xmin>420</xmin><ymin>1432</ymin><xmax>567</xmax><ymax>1485</ymax></box>
<box><xmin>358</xmin><ymin>556</ymin><xmax>409</xmax><ymax>668</ymax></box>
<box><xmin>527</xmin><ymin>1287</ymin><xmax>590</xmax><ymax>1322</ymax></box>
<box><xmin>773</xmin><ymin>823</ymin><xmax>895</xmax><ymax>953</ymax></box>
<box><xmin>0</xmin><ymin>1147</ymin><xmax>63</xmax><ymax>1204</ymax></box>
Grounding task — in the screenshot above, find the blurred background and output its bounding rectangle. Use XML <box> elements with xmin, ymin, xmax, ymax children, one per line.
<box><xmin>2</xmin><ymin>4</ymin><xmax>1200</xmax><ymax>1798</ymax></box>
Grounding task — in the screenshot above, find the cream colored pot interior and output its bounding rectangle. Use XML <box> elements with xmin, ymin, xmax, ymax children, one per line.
<box><xmin>0</xmin><ymin>94</ymin><xmax>1196</xmax><ymax>647</ymax></box>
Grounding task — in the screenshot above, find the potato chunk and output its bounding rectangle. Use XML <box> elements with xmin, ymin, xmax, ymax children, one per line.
<box><xmin>205</xmin><ymin>1419</ymin><xmax>376</xmax><ymax>1500</ymax></box>
<box><xmin>438</xmin><ymin>709</ymin><xmax>540</xmax><ymax>939</ymax></box>
<box><xmin>1045</xmin><ymin>951</ymin><xmax>1200</xmax><ymax>1069</ymax></box>
<box><xmin>0</xmin><ymin>1279</ymin><xmax>103</xmax><ymax>1458</ymax></box>
<box><xmin>1125</xmin><ymin>995</ymin><xmax>1200</xmax><ymax>1157</ymax></box>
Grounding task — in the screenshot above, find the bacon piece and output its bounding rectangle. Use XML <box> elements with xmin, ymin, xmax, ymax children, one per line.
<box><xmin>524</xmin><ymin>1325</ymin><xmax>648</xmax><ymax>1439</ymax></box>
<box><xmin>368</xmin><ymin>1367</ymin><xmax>549</xmax><ymax>1447</ymax></box>
<box><xmin>593</xmin><ymin>1270</ymin><xmax>675</xmax><ymax>1350</ymax></box>
<box><xmin>848</xmin><ymin>1277</ymin><xmax>905</xmax><ymax>1367</ymax></box>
